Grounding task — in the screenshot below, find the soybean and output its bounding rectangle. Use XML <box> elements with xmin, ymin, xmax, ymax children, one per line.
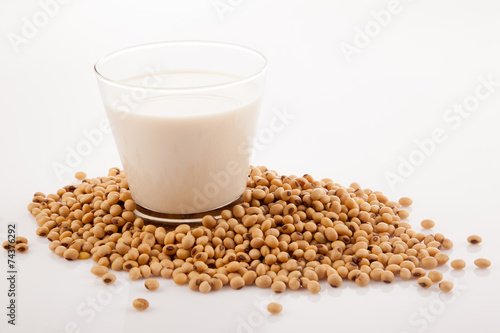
<box><xmin>421</xmin><ymin>219</ymin><xmax>435</xmax><ymax>229</ymax></box>
<box><xmin>421</xmin><ymin>257</ymin><xmax>438</xmax><ymax>269</ymax></box>
<box><xmin>381</xmin><ymin>271</ymin><xmax>394</xmax><ymax>284</ymax></box>
<box><xmin>355</xmin><ymin>273</ymin><xmax>370</xmax><ymax>287</ymax></box>
<box><xmin>428</xmin><ymin>270</ymin><xmax>443</xmax><ymax>283</ymax></box>
<box><xmin>79</xmin><ymin>252</ymin><xmax>90</xmax><ymax>260</ymax></box>
<box><xmin>327</xmin><ymin>274</ymin><xmax>343</xmax><ymax>288</ymax></box>
<box><xmin>230</xmin><ymin>277</ymin><xmax>245</xmax><ymax>290</ymax></box>
<box><xmin>102</xmin><ymin>273</ymin><xmax>116</xmax><ymax>285</ymax></box>
<box><xmin>129</xmin><ymin>267</ymin><xmax>141</xmax><ymax>280</ymax></box>
<box><xmin>267</xmin><ymin>302</ymin><xmax>283</xmax><ymax>314</ymax></box>
<box><xmin>198</xmin><ymin>281</ymin><xmax>211</xmax><ymax>293</ymax></box>
<box><xmin>271</xmin><ymin>281</ymin><xmax>286</xmax><ymax>293</ymax></box>
<box><xmin>467</xmin><ymin>235</ymin><xmax>482</xmax><ymax>245</ymax></box>
<box><xmin>133</xmin><ymin>298</ymin><xmax>149</xmax><ymax>311</ymax></box>
<box><xmin>307</xmin><ymin>280</ymin><xmax>321</xmax><ymax>294</ymax></box>
<box><xmin>435</xmin><ymin>253</ymin><xmax>449</xmax><ymax>265</ymax></box>
<box><xmin>417</xmin><ymin>277</ymin><xmax>432</xmax><ymax>288</ymax></box>
<box><xmin>400</xmin><ymin>268</ymin><xmax>412</xmax><ymax>281</ymax></box>
<box><xmin>15</xmin><ymin>236</ymin><xmax>28</xmax><ymax>245</ymax></box>
<box><xmin>2</xmin><ymin>241</ymin><xmax>14</xmax><ymax>251</ymax></box>
<box><xmin>399</xmin><ymin>197</ymin><xmax>413</xmax><ymax>207</ymax></box>
<box><xmin>173</xmin><ymin>273</ymin><xmax>188</xmax><ymax>285</ymax></box>
<box><xmin>75</xmin><ymin>171</ymin><xmax>87</xmax><ymax>180</ymax></box>
<box><xmin>256</xmin><ymin>276</ymin><xmax>272</xmax><ymax>288</ymax></box>
<box><xmin>145</xmin><ymin>278</ymin><xmax>160</xmax><ymax>291</ymax></box>
<box><xmin>210</xmin><ymin>278</ymin><xmax>223</xmax><ymax>291</ymax></box>
<box><xmin>442</xmin><ymin>238</ymin><xmax>453</xmax><ymax>249</ymax></box>
<box><xmin>451</xmin><ymin>259</ymin><xmax>466</xmax><ymax>270</ymax></box>
<box><xmin>474</xmin><ymin>258</ymin><xmax>491</xmax><ymax>269</ymax></box>
<box><xmin>91</xmin><ymin>266</ymin><xmax>109</xmax><ymax>277</ymax></box>
<box><xmin>15</xmin><ymin>244</ymin><xmax>29</xmax><ymax>253</ymax></box>
<box><xmin>439</xmin><ymin>281</ymin><xmax>453</xmax><ymax>293</ymax></box>
<box><xmin>63</xmin><ymin>248</ymin><xmax>79</xmax><ymax>260</ymax></box>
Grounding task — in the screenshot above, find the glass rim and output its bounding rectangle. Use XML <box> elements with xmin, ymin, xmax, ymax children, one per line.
<box><xmin>94</xmin><ymin>40</ymin><xmax>268</xmax><ymax>92</ymax></box>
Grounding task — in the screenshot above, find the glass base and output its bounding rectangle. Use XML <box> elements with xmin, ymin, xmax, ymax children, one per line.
<box><xmin>134</xmin><ymin>196</ymin><xmax>243</xmax><ymax>226</ymax></box>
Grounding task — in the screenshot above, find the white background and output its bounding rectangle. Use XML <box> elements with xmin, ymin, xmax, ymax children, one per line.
<box><xmin>1</xmin><ymin>0</ymin><xmax>499</xmax><ymax>332</ymax></box>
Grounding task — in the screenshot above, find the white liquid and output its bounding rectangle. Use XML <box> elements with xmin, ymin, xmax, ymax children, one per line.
<box><xmin>106</xmin><ymin>71</ymin><xmax>261</xmax><ymax>214</ymax></box>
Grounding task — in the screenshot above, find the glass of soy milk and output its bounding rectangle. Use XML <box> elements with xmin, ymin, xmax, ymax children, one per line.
<box><xmin>94</xmin><ymin>41</ymin><xmax>267</xmax><ymax>222</ymax></box>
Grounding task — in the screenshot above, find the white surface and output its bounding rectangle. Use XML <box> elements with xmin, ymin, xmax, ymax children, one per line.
<box><xmin>1</xmin><ymin>1</ymin><xmax>499</xmax><ymax>332</ymax></box>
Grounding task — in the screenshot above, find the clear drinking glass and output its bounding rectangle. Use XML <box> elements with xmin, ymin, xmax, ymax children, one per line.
<box><xmin>94</xmin><ymin>41</ymin><xmax>267</xmax><ymax>222</ymax></box>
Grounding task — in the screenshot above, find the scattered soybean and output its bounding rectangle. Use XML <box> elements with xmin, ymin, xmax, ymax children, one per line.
<box><xmin>133</xmin><ymin>298</ymin><xmax>149</xmax><ymax>311</ymax></box>
<box><xmin>267</xmin><ymin>302</ymin><xmax>283</xmax><ymax>314</ymax></box>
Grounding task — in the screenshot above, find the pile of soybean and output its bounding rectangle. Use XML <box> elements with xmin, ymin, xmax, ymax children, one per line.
<box><xmin>28</xmin><ymin>166</ymin><xmax>489</xmax><ymax>295</ymax></box>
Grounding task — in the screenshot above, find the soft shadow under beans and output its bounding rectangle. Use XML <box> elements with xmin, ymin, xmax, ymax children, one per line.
<box><xmin>467</xmin><ymin>244</ymin><xmax>482</xmax><ymax>254</ymax></box>
<box><xmin>354</xmin><ymin>285</ymin><xmax>370</xmax><ymax>296</ymax></box>
<box><xmin>416</xmin><ymin>287</ymin><xmax>433</xmax><ymax>298</ymax></box>
<box><xmin>473</xmin><ymin>268</ymin><xmax>491</xmax><ymax>277</ymax></box>
<box><xmin>371</xmin><ymin>281</ymin><xmax>396</xmax><ymax>294</ymax></box>
<box><xmin>450</xmin><ymin>270</ymin><xmax>466</xmax><ymax>278</ymax></box>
